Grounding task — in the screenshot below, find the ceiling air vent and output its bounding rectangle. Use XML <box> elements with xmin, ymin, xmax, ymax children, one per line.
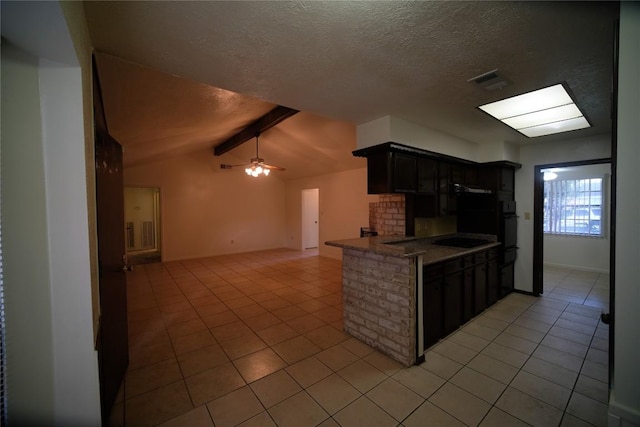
<box><xmin>468</xmin><ymin>69</ymin><xmax>509</xmax><ymax>91</ymax></box>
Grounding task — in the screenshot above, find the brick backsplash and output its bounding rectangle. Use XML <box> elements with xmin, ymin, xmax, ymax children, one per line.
<box><xmin>369</xmin><ymin>194</ymin><xmax>406</xmax><ymax>236</ymax></box>
<box><xmin>342</xmin><ymin>248</ymin><xmax>416</xmax><ymax>366</ymax></box>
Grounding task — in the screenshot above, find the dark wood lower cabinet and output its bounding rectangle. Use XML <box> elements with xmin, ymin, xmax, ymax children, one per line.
<box><xmin>422</xmin><ymin>246</ymin><xmax>501</xmax><ymax>350</ymax></box>
<box><xmin>423</xmin><ymin>273</ymin><xmax>443</xmax><ymax>348</ymax></box>
<box><xmin>443</xmin><ymin>271</ymin><xmax>463</xmax><ymax>335</ymax></box>
<box><xmin>487</xmin><ymin>255</ymin><xmax>499</xmax><ymax>305</ymax></box>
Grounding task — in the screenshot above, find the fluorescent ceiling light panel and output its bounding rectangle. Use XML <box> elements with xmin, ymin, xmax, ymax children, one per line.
<box><xmin>479</xmin><ymin>83</ymin><xmax>590</xmax><ymax>137</ymax></box>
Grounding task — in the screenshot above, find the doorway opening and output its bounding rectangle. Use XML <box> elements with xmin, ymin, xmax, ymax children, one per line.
<box><xmin>301</xmin><ymin>188</ymin><xmax>319</xmax><ymax>250</ymax></box>
<box><xmin>533</xmin><ymin>159</ymin><xmax>612</xmax><ymax>296</ymax></box>
<box><xmin>124</xmin><ymin>187</ymin><xmax>161</xmax><ymax>264</ymax></box>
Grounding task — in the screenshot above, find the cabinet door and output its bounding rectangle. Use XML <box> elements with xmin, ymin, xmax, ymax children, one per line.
<box><xmin>423</xmin><ymin>276</ymin><xmax>443</xmax><ymax>348</ymax></box>
<box><xmin>393</xmin><ymin>153</ymin><xmax>417</xmax><ymax>192</ymax></box>
<box><xmin>366</xmin><ymin>151</ymin><xmax>392</xmax><ymax>194</ymax></box>
<box><xmin>417</xmin><ymin>157</ymin><xmax>437</xmax><ymax>194</ymax></box>
<box><xmin>500</xmin><ymin>263</ymin><xmax>515</xmax><ymax>298</ymax></box>
<box><xmin>443</xmin><ymin>271</ymin><xmax>463</xmax><ymax>335</ymax></box>
<box><xmin>487</xmin><ymin>257</ymin><xmax>499</xmax><ymax>305</ymax></box>
<box><xmin>474</xmin><ymin>262</ymin><xmax>487</xmax><ymax>314</ymax></box>
<box><xmin>463</xmin><ymin>268</ymin><xmax>474</xmax><ymax>322</ymax></box>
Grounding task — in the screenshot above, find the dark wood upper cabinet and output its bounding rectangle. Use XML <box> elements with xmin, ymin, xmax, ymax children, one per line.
<box><xmin>417</xmin><ymin>157</ymin><xmax>438</xmax><ymax>194</ymax></box>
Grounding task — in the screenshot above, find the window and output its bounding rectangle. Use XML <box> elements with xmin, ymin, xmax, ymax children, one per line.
<box><xmin>544</xmin><ymin>176</ymin><xmax>603</xmax><ymax>236</ymax></box>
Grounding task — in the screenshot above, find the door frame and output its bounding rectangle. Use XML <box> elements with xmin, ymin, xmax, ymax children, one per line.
<box><xmin>301</xmin><ymin>188</ymin><xmax>319</xmax><ymax>250</ymax></box>
<box><xmin>532</xmin><ymin>158</ymin><xmax>612</xmax><ymax>296</ymax></box>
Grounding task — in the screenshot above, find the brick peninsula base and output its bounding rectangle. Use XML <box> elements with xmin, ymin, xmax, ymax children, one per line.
<box><xmin>342</xmin><ymin>248</ymin><xmax>417</xmax><ymax>366</ymax></box>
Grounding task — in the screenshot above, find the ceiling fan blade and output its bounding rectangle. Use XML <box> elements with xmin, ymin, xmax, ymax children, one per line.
<box><xmin>260</xmin><ymin>163</ymin><xmax>286</xmax><ymax>171</ymax></box>
<box><xmin>220</xmin><ymin>163</ymin><xmax>251</xmax><ymax>169</ymax></box>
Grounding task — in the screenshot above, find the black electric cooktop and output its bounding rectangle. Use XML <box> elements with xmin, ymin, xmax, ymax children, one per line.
<box><xmin>432</xmin><ymin>237</ymin><xmax>492</xmax><ymax>248</ymax></box>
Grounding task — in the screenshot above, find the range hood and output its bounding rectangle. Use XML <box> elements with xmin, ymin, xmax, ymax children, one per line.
<box><xmin>451</xmin><ymin>183</ymin><xmax>493</xmax><ymax>194</ymax></box>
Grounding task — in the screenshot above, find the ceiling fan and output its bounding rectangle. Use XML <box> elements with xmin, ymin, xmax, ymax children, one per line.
<box><xmin>220</xmin><ymin>133</ymin><xmax>285</xmax><ymax>177</ymax></box>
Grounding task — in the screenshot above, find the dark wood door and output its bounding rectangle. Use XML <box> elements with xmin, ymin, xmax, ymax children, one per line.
<box><xmin>93</xmin><ymin>57</ymin><xmax>129</xmax><ymax>423</ymax></box>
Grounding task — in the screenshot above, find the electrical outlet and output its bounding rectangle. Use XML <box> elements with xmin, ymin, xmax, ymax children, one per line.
<box><xmin>524</xmin><ymin>212</ymin><xmax>531</xmax><ymax>220</ymax></box>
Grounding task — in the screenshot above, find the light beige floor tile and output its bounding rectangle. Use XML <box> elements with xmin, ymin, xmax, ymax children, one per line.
<box><xmin>273</xmin><ymin>305</ymin><xmax>308</xmax><ymax>322</ymax></box>
<box><xmin>167</xmin><ymin>318</ymin><xmax>208</xmax><ymax>340</ymax></box>
<box><xmin>481</xmin><ymin>342</ymin><xmax>529</xmax><ymax>368</ymax></box>
<box><xmin>206</xmin><ymin>386</ymin><xmax>264</xmax><ymax>427</ymax></box>
<box><xmin>429</xmin><ymin>382</ymin><xmax>491</xmax><ymax>427</ymax></box>
<box><xmin>548</xmin><ymin>325</ymin><xmax>593</xmax><ymax>346</ymax></box>
<box><xmin>306</xmin><ymin>373</ymin><xmax>361</xmax><ymax>414</ymax></box>
<box><xmin>210</xmin><ymin>320</ymin><xmax>254</xmax><ymax>342</ymax></box>
<box><xmin>420</xmin><ymin>350</ymin><xmax>463</xmax><ymax>380</ymax></box>
<box><xmin>125</xmin><ymin>381</ymin><xmax>193</xmax><ymax>427</ymax></box>
<box><xmin>338</xmin><ymin>359</ymin><xmax>387</xmax><ymax>393</ymax></box>
<box><xmin>317</xmin><ymin>418</ymin><xmax>340</xmax><ymax>427</ymax></box>
<box><xmin>554</xmin><ymin>318</ymin><xmax>597</xmax><ymax>336</ymax></box>
<box><xmin>532</xmin><ymin>345</ymin><xmax>584</xmax><ymax>373</ymax></box>
<box><xmin>574</xmin><ymin>374</ymin><xmax>608</xmax><ymax>403</ymax></box>
<box><xmin>285</xmin><ymin>356</ymin><xmax>333</xmax><ymax>388</ymax></box>
<box><xmin>566</xmin><ymin>392</ymin><xmax>608</xmax><ymax>427</ymax></box>
<box><xmin>304</xmin><ymin>325</ymin><xmax>350</xmax><ymax>349</ymax></box>
<box><xmin>472</xmin><ymin>314</ymin><xmax>510</xmax><ymax>332</ymax></box>
<box><xmin>541</xmin><ymin>334</ymin><xmax>589</xmax><ymax>358</ymax></box>
<box><xmin>403</xmin><ymin>401</ymin><xmax>466</xmax><ymax>427</ymax></box>
<box><xmin>287</xmin><ymin>314</ymin><xmax>326</xmax><ymax>333</ymax></box>
<box><xmin>512</xmin><ymin>316</ymin><xmax>554</xmax><ymax>334</ymax></box>
<box><xmin>172</xmin><ymin>329</ymin><xmax>217</xmax><ymax>356</ymax></box>
<box><xmin>245</xmin><ymin>312</ymin><xmax>282</xmax><ymax>332</ymax></box>
<box><xmin>233</xmin><ymin>347</ymin><xmax>288</xmax><ymax>383</ymax></box>
<box><xmin>510</xmin><ymin>370</ymin><xmax>572</xmax><ymax>409</ymax></box>
<box><xmin>129</xmin><ymin>340</ymin><xmax>175</xmax><ymax>370</ymax></box>
<box><xmin>268</xmin><ymin>391</ymin><xmax>329</xmax><ymax>427</ymax></box>
<box><xmin>496</xmin><ymin>387</ymin><xmax>563</xmax><ymax>427</ymax></box>
<box><xmin>393</xmin><ymin>365</ymin><xmax>446</xmax><ymax>398</ymax></box>
<box><xmin>333</xmin><ymin>396</ymin><xmax>398</xmax><ymax>427</ymax></box>
<box><xmin>157</xmin><ymin>404</ymin><xmax>214</xmax><ymax>427</ymax></box>
<box><xmin>580</xmin><ymin>359</ymin><xmax>608</xmax><ymax>383</ymax></box>
<box><xmin>237</xmin><ymin>411</ymin><xmax>277</xmax><ymax>427</ymax></box>
<box><xmin>431</xmin><ymin>339</ymin><xmax>478</xmax><ymax>364</ymax></box>
<box><xmin>363</xmin><ymin>351</ymin><xmax>403</xmax><ymax>376</ymax></box>
<box><xmin>462</xmin><ymin>322</ymin><xmax>502</xmax><ymax>341</ymax></box>
<box><xmin>449</xmin><ymin>366</ymin><xmax>507</xmax><ymax>404</ymax></box>
<box><xmin>366</xmin><ymin>377</ymin><xmax>425</xmax><ymax>421</ymax></box>
<box><xmin>125</xmin><ymin>358</ymin><xmax>183</xmax><ymax>398</ymax></box>
<box><xmin>590</xmin><ymin>336</ymin><xmax>608</xmax><ymax>352</ymax></box>
<box><xmin>272</xmin><ymin>335</ymin><xmax>322</xmax><ymax>364</ymax></box>
<box><xmin>219</xmin><ymin>332</ymin><xmax>268</xmax><ymax>360</ymax></box>
<box><xmin>521</xmin><ymin>356</ymin><xmax>578</xmax><ymax>389</ymax></box>
<box><xmin>586</xmin><ymin>347</ymin><xmax>608</xmax><ymax>365</ymax></box>
<box><xmin>250</xmin><ymin>370</ymin><xmax>302</xmax><ymax>408</ymax></box>
<box><xmin>560</xmin><ymin>311</ymin><xmax>600</xmax><ymax>326</ymax></box>
<box><xmin>561</xmin><ymin>413</ymin><xmax>596</xmax><ymax>426</ymax></box>
<box><xmin>479</xmin><ymin>407</ymin><xmax>529</xmax><ymax>427</ymax></box>
<box><xmin>315</xmin><ymin>345</ymin><xmax>359</xmax><ymax>371</ymax></box>
<box><xmin>256</xmin><ymin>322</ymin><xmax>299</xmax><ymax>346</ymax></box>
<box><xmin>177</xmin><ymin>344</ymin><xmax>229</xmax><ymax>377</ymax></box>
<box><xmin>185</xmin><ymin>362</ymin><xmax>246</xmax><ymax>406</ymax></box>
<box><xmin>447</xmin><ymin>330</ymin><xmax>491</xmax><ymax>352</ymax></box>
<box><xmin>494</xmin><ymin>332</ymin><xmax>539</xmax><ymax>354</ymax></box>
<box><xmin>341</xmin><ymin>337</ymin><xmax>376</xmax><ymax>358</ymax></box>
<box><xmin>467</xmin><ymin>354</ymin><xmax>519</xmax><ymax>384</ymax></box>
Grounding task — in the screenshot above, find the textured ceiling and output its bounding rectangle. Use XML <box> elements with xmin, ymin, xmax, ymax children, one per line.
<box><xmin>85</xmin><ymin>1</ymin><xmax>619</xmax><ymax>179</ymax></box>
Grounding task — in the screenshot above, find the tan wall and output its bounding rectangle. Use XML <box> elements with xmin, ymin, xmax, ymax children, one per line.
<box><xmin>124</xmin><ymin>148</ymin><xmax>287</xmax><ymax>261</ymax></box>
<box><xmin>285</xmin><ymin>168</ymin><xmax>376</xmax><ymax>260</ymax></box>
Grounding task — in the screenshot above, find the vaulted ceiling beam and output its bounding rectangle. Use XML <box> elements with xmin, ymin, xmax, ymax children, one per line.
<box><xmin>213</xmin><ymin>105</ymin><xmax>299</xmax><ymax>156</ymax></box>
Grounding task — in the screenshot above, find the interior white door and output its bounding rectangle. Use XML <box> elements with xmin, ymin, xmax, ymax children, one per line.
<box><xmin>302</xmin><ymin>188</ymin><xmax>319</xmax><ymax>249</ymax></box>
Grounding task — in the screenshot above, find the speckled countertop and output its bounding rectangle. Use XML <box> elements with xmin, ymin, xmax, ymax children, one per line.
<box><xmin>325</xmin><ymin>233</ymin><xmax>500</xmax><ymax>266</ymax></box>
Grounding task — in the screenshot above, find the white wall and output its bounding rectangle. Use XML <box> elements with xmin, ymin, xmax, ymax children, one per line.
<box><xmin>610</xmin><ymin>3</ymin><xmax>640</xmax><ymax>425</ymax></box>
<box><xmin>285</xmin><ymin>168</ymin><xmax>376</xmax><ymax>259</ymax></box>
<box><xmin>1</xmin><ymin>1</ymin><xmax>101</xmax><ymax>423</ymax></box>
<box><xmin>356</xmin><ymin>115</ymin><xmax>481</xmax><ymax>161</ymax></box>
<box><xmin>543</xmin><ymin>163</ymin><xmax>611</xmax><ymax>273</ymax></box>
<box><xmin>124</xmin><ymin>150</ymin><xmax>287</xmax><ymax>261</ymax></box>
<box><xmin>514</xmin><ymin>134</ymin><xmax>611</xmax><ymax>292</ymax></box>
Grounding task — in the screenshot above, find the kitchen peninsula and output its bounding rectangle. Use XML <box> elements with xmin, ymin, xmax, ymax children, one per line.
<box><xmin>326</xmin><ymin>234</ymin><xmax>500</xmax><ymax>366</ymax></box>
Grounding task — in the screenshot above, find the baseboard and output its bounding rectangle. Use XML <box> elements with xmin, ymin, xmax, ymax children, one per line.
<box><xmin>608</xmin><ymin>392</ymin><xmax>640</xmax><ymax>426</ymax></box>
<box><xmin>543</xmin><ymin>262</ymin><xmax>609</xmax><ymax>274</ymax></box>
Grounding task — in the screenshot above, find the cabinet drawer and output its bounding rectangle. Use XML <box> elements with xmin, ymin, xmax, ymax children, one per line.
<box><xmin>474</xmin><ymin>251</ymin><xmax>488</xmax><ymax>263</ymax></box>
<box><xmin>423</xmin><ymin>263</ymin><xmax>444</xmax><ymax>282</ymax></box>
<box><xmin>488</xmin><ymin>248</ymin><xmax>500</xmax><ymax>259</ymax></box>
<box><xmin>444</xmin><ymin>259</ymin><xmax>463</xmax><ymax>275</ymax></box>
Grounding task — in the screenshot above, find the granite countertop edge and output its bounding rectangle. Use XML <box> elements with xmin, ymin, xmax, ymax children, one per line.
<box><xmin>325</xmin><ymin>233</ymin><xmax>501</xmax><ymax>265</ymax></box>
